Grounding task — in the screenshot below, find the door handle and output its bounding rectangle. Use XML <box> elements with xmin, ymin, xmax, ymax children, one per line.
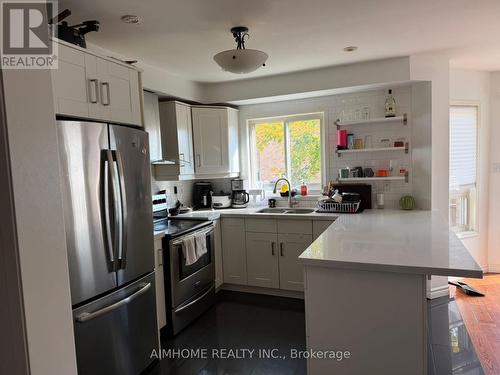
<box><xmin>88</xmin><ymin>79</ymin><xmax>99</xmax><ymax>103</ymax></box>
<box><xmin>101</xmin><ymin>82</ymin><xmax>111</xmax><ymax>106</ymax></box>
<box><xmin>103</xmin><ymin>152</ymin><xmax>115</xmax><ymax>271</ymax></box>
<box><xmin>174</xmin><ymin>285</ymin><xmax>214</xmax><ymax>314</ymax></box>
<box><xmin>114</xmin><ymin>150</ymin><xmax>127</xmax><ymax>269</ymax></box>
<box><xmin>271</xmin><ymin>242</ymin><xmax>275</xmax><ymax>256</ymax></box>
<box><xmin>106</xmin><ymin>150</ymin><xmax>122</xmax><ymax>270</ymax></box>
<box><xmin>76</xmin><ymin>283</ymin><xmax>151</xmax><ymax>323</ymax></box>
<box><xmin>196</xmin><ymin>154</ymin><xmax>201</xmax><ymax>167</ymax></box>
<box><xmin>280</xmin><ymin>243</ymin><xmax>284</xmax><ymax>257</ymax></box>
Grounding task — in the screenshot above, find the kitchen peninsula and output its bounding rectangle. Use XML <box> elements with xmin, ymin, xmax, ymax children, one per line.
<box><xmin>299</xmin><ymin>210</ymin><xmax>483</xmax><ymax>375</ymax></box>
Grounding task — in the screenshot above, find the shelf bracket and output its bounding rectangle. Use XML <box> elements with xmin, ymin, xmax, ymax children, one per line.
<box><xmin>405</xmin><ymin>142</ymin><xmax>409</xmax><ymax>154</ymax></box>
<box><xmin>404</xmin><ymin>171</ymin><xmax>409</xmax><ymax>183</ymax></box>
<box><xmin>403</xmin><ymin>113</ymin><xmax>408</xmax><ymax>125</ymax></box>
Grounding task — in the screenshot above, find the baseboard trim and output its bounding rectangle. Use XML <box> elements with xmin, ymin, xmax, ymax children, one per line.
<box><xmin>487</xmin><ymin>264</ymin><xmax>500</xmax><ymax>273</ymax></box>
<box><xmin>427</xmin><ymin>284</ymin><xmax>449</xmax><ymax>299</ymax></box>
<box><xmin>221</xmin><ymin>283</ymin><xmax>304</xmax><ymax>299</ymax></box>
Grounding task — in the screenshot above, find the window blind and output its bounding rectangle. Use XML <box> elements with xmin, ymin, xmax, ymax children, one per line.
<box><xmin>449</xmin><ymin>106</ymin><xmax>477</xmax><ymax>187</ymax></box>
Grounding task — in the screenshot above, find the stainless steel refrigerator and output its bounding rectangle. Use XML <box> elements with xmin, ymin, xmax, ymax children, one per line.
<box><xmin>57</xmin><ymin>120</ymin><xmax>157</xmax><ymax>375</ymax></box>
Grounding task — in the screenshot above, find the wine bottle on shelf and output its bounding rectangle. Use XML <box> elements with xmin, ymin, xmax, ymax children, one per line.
<box><xmin>385</xmin><ymin>89</ymin><xmax>396</xmax><ymax>118</ymax></box>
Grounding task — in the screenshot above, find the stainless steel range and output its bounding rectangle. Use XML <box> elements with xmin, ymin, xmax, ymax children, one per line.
<box><xmin>153</xmin><ymin>194</ymin><xmax>216</xmax><ymax>335</ymax></box>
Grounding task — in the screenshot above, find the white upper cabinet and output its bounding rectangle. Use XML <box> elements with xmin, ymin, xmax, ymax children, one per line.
<box><xmin>52</xmin><ymin>41</ymin><xmax>143</xmax><ymax>127</ymax></box>
<box><xmin>191</xmin><ymin>106</ymin><xmax>239</xmax><ymax>177</ymax></box>
<box><xmin>151</xmin><ymin>101</ymin><xmax>195</xmax><ymax>180</ymax></box>
<box><xmin>52</xmin><ymin>44</ymin><xmax>89</xmax><ymax>118</ymax></box>
<box><xmin>175</xmin><ymin>104</ymin><xmax>195</xmax><ymax>176</ymax></box>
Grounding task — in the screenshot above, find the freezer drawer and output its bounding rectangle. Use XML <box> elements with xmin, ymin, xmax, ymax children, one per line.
<box><xmin>73</xmin><ymin>272</ymin><xmax>158</xmax><ymax>375</ymax></box>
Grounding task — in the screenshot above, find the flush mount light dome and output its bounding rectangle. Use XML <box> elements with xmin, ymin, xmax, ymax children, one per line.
<box><xmin>214</xmin><ymin>26</ymin><xmax>268</xmax><ymax>74</ymax></box>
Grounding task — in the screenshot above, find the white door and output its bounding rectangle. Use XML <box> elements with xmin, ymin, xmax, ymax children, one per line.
<box><xmin>106</xmin><ymin>62</ymin><xmax>142</xmax><ymax>126</ymax></box>
<box><xmin>192</xmin><ymin>107</ymin><xmax>229</xmax><ymax>174</ymax></box>
<box><xmin>51</xmin><ymin>44</ymin><xmax>89</xmax><ymax>117</ymax></box>
<box><xmin>221</xmin><ymin>218</ymin><xmax>247</xmax><ymax>285</ymax></box>
<box><xmin>278</xmin><ymin>233</ymin><xmax>312</xmax><ymax>291</ymax></box>
<box><xmin>246</xmin><ymin>232</ymin><xmax>279</xmax><ymax>289</ymax></box>
<box><xmin>176</xmin><ymin>104</ymin><xmax>195</xmax><ymax>175</ymax></box>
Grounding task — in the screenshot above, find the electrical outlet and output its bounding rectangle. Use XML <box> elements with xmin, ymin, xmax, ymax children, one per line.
<box><xmin>383</xmin><ymin>182</ymin><xmax>391</xmax><ymax>192</ymax></box>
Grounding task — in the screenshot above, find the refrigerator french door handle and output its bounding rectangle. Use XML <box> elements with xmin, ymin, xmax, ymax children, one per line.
<box><xmin>75</xmin><ymin>282</ymin><xmax>152</xmax><ymax>323</ymax></box>
<box><xmin>103</xmin><ymin>152</ymin><xmax>115</xmax><ymax>270</ymax></box>
<box><xmin>115</xmin><ymin>150</ymin><xmax>128</xmax><ymax>269</ymax></box>
<box><xmin>107</xmin><ymin>150</ymin><xmax>122</xmax><ymax>270</ymax></box>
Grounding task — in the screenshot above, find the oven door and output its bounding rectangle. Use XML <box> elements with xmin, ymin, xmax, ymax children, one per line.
<box><xmin>169</xmin><ymin>225</ymin><xmax>215</xmax><ymax>308</ymax></box>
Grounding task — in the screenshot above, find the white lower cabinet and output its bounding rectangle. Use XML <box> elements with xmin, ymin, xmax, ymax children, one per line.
<box><xmin>246</xmin><ymin>232</ymin><xmax>279</xmax><ymax>288</ymax></box>
<box><xmin>214</xmin><ymin>219</ymin><xmax>223</xmax><ymax>289</ymax></box>
<box><xmin>220</xmin><ymin>217</ymin><xmax>334</xmax><ymax>293</ymax></box>
<box><xmin>153</xmin><ymin>238</ymin><xmax>166</xmax><ymax>329</ymax></box>
<box><xmin>221</xmin><ymin>218</ymin><xmax>247</xmax><ymax>285</ymax></box>
<box><xmin>278</xmin><ymin>233</ymin><xmax>312</xmax><ymax>291</ymax></box>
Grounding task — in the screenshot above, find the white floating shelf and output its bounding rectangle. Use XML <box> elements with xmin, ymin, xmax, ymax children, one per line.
<box><xmin>337</xmin><ymin>176</ymin><xmax>407</xmax><ymax>182</ymax></box>
<box><xmin>337</xmin><ymin>146</ymin><xmax>407</xmax><ymax>155</ymax></box>
<box><xmin>336</xmin><ymin>114</ymin><xmax>407</xmax><ymax>127</ymax></box>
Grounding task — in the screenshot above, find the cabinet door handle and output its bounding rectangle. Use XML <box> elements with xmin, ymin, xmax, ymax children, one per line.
<box><xmin>101</xmin><ymin>82</ymin><xmax>111</xmax><ymax>106</ymax></box>
<box><xmin>196</xmin><ymin>154</ymin><xmax>201</xmax><ymax>167</ymax></box>
<box><xmin>280</xmin><ymin>243</ymin><xmax>284</xmax><ymax>257</ymax></box>
<box><xmin>179</xmin><ymin>153</ymin><xmax>185</xmax><ymax>168</ymax></box>
<box><xmin>271</xmin><ymin>242</ymin><xmax>275</xmax><ymax>256</ymax></box>
<box><xmin>88</xmin><ymin>79</ymin><xmax>99</xmax><ymax>103</ymax></box>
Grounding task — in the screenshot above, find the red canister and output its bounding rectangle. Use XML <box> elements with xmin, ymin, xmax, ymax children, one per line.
<box><xmin>337</xmin><ymin>129</ymin><xmax>347</xmax><ymax>149</ymax></box>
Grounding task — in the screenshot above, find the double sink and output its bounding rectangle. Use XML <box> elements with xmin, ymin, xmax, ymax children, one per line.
<box><xmin>256</xmin><ymin>208</ymin><xmax>316</xmax><ymax>215</ymax></box>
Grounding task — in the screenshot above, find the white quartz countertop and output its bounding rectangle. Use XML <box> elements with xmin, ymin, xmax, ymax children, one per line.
<box><xmin>171</xmin><ymin>207</ymin><xmax>339</xmax><ymax>221</ymax></box>
<box><xmin>299</xmin><ymin>210</ymin><xmax>483</xmax><ymax>278</ymax></box>
<box><xmin>153</xmin><ymin>207</ymin><xmax>338</xmax><ymax>239</ymax></box>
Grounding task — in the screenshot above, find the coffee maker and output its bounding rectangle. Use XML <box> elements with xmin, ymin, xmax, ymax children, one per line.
<box><xmin>231</xmin><ymin>179</ymin><xmax>249</xmax><ymax>208</ymax></box>
<box><xmin>193</xmin><ymin>182</ymin><xmax>212</xmax><ymax>210</ymax></box>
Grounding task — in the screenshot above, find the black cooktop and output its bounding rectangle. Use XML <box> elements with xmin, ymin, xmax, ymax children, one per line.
<box><xmin>154</xmin><ymin>219</ymin><xmax>211</xmax><ymax>239</ymax></box>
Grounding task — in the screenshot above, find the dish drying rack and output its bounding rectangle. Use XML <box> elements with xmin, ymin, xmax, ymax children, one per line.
<box><xmin>317</xmin><ymin>200</ymin><xmax>361</xmax><ymax>213</ymax></box>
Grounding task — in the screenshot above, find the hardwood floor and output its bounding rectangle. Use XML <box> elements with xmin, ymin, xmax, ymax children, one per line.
<box><xmin>452</xmin><ymin>273</ymin><xmax>500</xmax><ymax>375</ymax></box>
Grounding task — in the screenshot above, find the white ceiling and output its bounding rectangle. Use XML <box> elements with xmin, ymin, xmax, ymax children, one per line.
<box><xmin>60</xmin><ymin>0</ymin><xmax>500</xmax><ymax>82</ymax></box>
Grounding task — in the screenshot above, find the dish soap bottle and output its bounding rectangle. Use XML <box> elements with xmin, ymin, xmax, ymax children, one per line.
<box><xmin>300</xmin><ymin>181</ymin><xmax>308</xmax><ymax>196</ymax></box>
<box><xmin>385</xmin><ymin>89</ymin><xmax>396</xmax><ymax>118</ymax></box>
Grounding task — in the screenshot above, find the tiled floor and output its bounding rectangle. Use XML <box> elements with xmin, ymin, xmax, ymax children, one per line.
<box><xmin>147</xmin><ymin>291</ymin><xmax>484</xmax><ymax>375</ymax></box>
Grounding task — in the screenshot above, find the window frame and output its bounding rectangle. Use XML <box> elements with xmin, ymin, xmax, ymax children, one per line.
<box><xmin>449</xmin><ymin>102</ymin><xmax>480</xmax><ymax>236</ymax></box>
<box><xmin>247</xmin><ymin>112</ymin><xmax>325</xmax><ymax>194</ymax></box>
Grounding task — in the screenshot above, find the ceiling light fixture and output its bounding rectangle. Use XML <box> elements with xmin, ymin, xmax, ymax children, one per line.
<box><xmin>343</xmin><ymin>46</ymin><xmax>358</xmax><ymax>52</ymax></box>
<box><xmin>121</xmin><ymin>15</ymin><xmax>142</xmax><ymax>24</ymax></box>
<box><xmin>214</xmin><ymin>26</ymin><xmax>268</xmax><ymax>74</ymax></box>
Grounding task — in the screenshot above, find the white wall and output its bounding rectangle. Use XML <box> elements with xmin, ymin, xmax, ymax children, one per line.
<box><xmin>409</xmin><ymin>51</ymin><xmax>451</xmax><ymax>298</ymax></box>
<box><xmin>488</xmin><ymin>72</ymin><xmax>500</xmax><ymax>272</ymax></box>
<box><xmin>2</xmin><ymin>69</ymin><xmax>77</xmax><ymax>375</ymax></box>
<box><xmin>238</xmin><ymin>86</ymin><xmax>420</xmax><ymax>209</ymax></box>
<box><xmin>449</xmin><ymin>68</ymin><xmax>491</xmax><ymax>270</ymax></box>
<box><xmin>202</xmin><ymin>57</ymin><xmax>410</xmax><ymax>104</ymax></box>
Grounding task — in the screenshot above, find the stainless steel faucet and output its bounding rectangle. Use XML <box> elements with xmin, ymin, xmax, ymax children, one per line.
<box><xmin>272</xmin><ymin>177</ymin><xmax>295</xmax><ymax>208</ymax></box>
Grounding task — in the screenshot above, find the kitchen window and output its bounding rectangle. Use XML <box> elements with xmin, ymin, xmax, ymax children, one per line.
<box><xmin>248</xmin><ymin>113</ymin><xmax>323</xmax><ymax>193</ymax></box>
<box><xmin>449</xmin><ymin>105</ymin><xmax>478</xmax><ymax>234</ymax></box>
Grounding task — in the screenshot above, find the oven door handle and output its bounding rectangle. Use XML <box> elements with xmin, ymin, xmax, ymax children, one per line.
<box><xmin>171</xmin><ymin>226</ymin><xmax>214</xmax><ymax>247</ymax></box>
<box><xmin>174</xmin><ymin>284</ymin><xmax>214</xmax><ymax>314</ymax></box>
